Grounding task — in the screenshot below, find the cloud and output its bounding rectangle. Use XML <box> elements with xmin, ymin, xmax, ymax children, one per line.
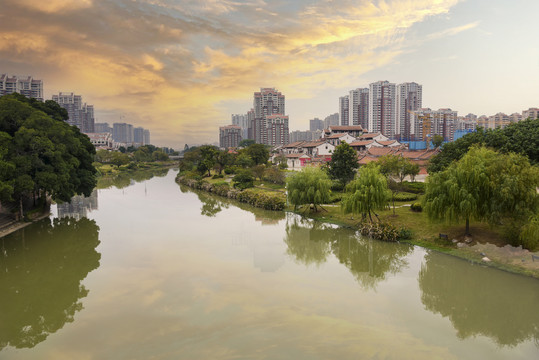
<box><xmin>427</xmin><ymin>21</ymin><xmax>480</xmax><ymax>40</ymax></box>
<box><xmin>0</xmin><ymin>0</ymin><xmax>461</xmax><ymax>146</ymax></box>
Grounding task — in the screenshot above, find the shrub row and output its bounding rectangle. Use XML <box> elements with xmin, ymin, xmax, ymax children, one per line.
<box><xmin>358</xmin><ymin>221</ymin><xmax>411</xmax><ymax>242</ymax></box>
<box><xmin>176</xmin><ymin>175</ymin><xmax>285</xmax><ymax>211</ymax></box>
<box><xmin>400</xmin><ymin>181</ymin><xmax>425</xmax><ymax>194</ymax></box>
<box><xmin>393</xmin><ymin>192</ymin><xmax>418</xmax><ymax>201</ymax></box>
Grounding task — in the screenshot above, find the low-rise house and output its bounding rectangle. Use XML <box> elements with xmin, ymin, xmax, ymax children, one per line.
<box><xmin>286</xmin><ymin>153</ymin><xmax>311</xmax><ymax>169</ymax></box>
<box><xmin>327</xmin><ymin>125</ymin><xmax>364</xmax><ymax>137</ymax></box>
<box><xmin>86</xmin><ymin>132</ymin><xmax>113</xmax><ymax>149</ymax></box>
<box><xmin>358</xmin><ymin>132</ymin><xmax>389</xmax><ymax>142</ymax></box>
<box><xmin>302</xmin><ymin>141</ymin><xmax>335</xmax><ymax>156</ymax></box>
<box><xmin>326</xmin><ymin>133</ymin><xmax>356</xmax><ymax>146</ymax></box>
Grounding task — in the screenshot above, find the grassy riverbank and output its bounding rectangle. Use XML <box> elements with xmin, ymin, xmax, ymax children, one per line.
<box><xmin>178</xmin><ymin>171</ymin><xmax>539</xmax><ymax>279</ymax></box>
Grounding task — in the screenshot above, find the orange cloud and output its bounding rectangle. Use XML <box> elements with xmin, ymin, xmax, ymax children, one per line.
<box><xmin>0</xmin><ymin>0</ymin><xmax>462</xmax><ymax>146</ymax></box>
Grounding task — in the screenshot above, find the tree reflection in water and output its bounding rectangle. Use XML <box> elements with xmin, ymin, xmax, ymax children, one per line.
<box><xmin>419</xmin><ymin>251</ymin><xmax>539</xmax><ymax>347</ymax></box>
<box><xmin>97</xmin><ymin>168</ymin><xmax>169</xmax><ymax>189</ymax></box>
<box><xmin>0</xmin><ymin>217</ymin><xmax>100</xmax><ymax>350</ymax></box>
<box><xmin>284</xmin><ymin>214</ymin><xmax>413</xmax><ymax>290</ymax></box>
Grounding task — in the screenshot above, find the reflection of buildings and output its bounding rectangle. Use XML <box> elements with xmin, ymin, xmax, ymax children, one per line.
<box><xmin>57</xmin><ymin>190</ymin><xmax>98</xmax><ymax>219</ymax></box>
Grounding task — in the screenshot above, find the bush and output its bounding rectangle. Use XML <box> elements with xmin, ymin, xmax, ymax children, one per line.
<box><xmin>330</xmin><ymin>180</ymin><xmax>345</xmax><ymax>192</ymax></box>
<box><xmin>410</xmin><ymin>203</ymin><xmax>422</xmax><ymax>212</ymax></box>
<box><xmin>329</xmin><ymin>192</ymin><xmax>343</xmax><ymax>203</ymax></box>
<box><xmin>263</xmin><ymin>167</ymin><xmax>286</xmax><ymax>185</ymax></box>
<box><xmin>212</xmin><ymin>174</ymin><xmax>224</xmax><ymax>179</ymax></box>
<box><xmin>401</xmin><ymin>181</ymin><xmax>425</xmax><ymax>194</ymax></box>
<box><xmin>358</xmin><ymin>221</ymin><xmax>400</xmax><ymax>242</ymax></box>
<box><xmin>224</xmin><ymin>166</ymin><xmax>236</xmax><ymax>175</ymax></box>
<box><xmin>233</xmin><ymin>170</ymin><xmax>254</xmax><ymax>190</ymax></box>
<box><xmin>393</xmin><ymin>192</ymin><xmax>418</xmax><ymax>201</ymax></box>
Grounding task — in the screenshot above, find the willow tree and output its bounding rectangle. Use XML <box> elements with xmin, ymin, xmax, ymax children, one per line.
<box><xmin>423</xmin><ymin>146</ymin><xmax>539</xmax><ymax>237</ymax></box>
<box><xmin>287</xmin><ymin>166</ymin><xmax>331</xmax><ymax>212</ymax></box>
<box><xmin>341</xmin><ymin>163</ymin><xmax>390</xmax><ymax>223</ymax></box>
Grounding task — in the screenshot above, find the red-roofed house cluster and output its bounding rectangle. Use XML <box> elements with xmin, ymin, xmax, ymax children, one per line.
<box><xmin>273</xmin><ymin>125</ymin><xmax>439</xmax><ymax>178</ymax></box>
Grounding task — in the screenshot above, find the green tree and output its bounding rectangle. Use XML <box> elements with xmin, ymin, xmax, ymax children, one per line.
<box><xmin>152</xmin><ymin>150</ymin><xmax>169</xmax><ymax>161</ymax></box>
<box><xmin>263</xmin><ymin>166</ymin><xmax>286</xmax><ymax>185</ymax></box>
<box><xmin>287</xmin><ymin>166</ymin><xmax>331</xmax><ymax>212</ymax></box>
<box><xmin>252</xmin><ymin>164</ymin><xmax>266</xmax><ymax>180</ymax></box>
<box><xmin>239</xmin><ymin>139</ymin><xmax>255</xmax><ymax>148</ymax></box>
<box><xmin>423</xmin><ymin>146</ymin><xmax>539</xmax><ymax>238</ymax></box>
<box><xmin>232</xmin><ymin>169</ymin><xmax>254</xmax><ymax>190</ymax></box>
<box><xmin>197</xmin><ymin>145</ymin><xmax>218</xmax><ymax>176</ymax></box>
<box><xmin>214</xmin><ymin>150</ymin><xmax>234</xmax><ymax>175</ymax></box>
<box><xmin>326</xmin><ymin>142</ymin><xmax>359</xmax><ymax>186</ymax></box>
<box><xmin>109</xmin><ymin>152</ymin><xmax>130</xmax><ymax>168</ymax></box>
<box><xmin>235</xmin><ymin>153</ymin><xmax>254</xmax><ymax>168</ymax></box>
<box><xmin>133</xmin><ymin>147</ymin><xmax>152</xmax><ymax>162</ymax></box>
<box><xmin>431</xmin><ymin>134</ymin><xmax>444</xmax><ymax>148</ymax></box>
<box><xmin>377</xmin><ymin>154</ymin><xmax>419</xmax><ymax>215</ymax></box>
<box><xmin>429</xmin><ymin>118</ymin><xmax>539</xmax><ymax>173</ymax></box>
<box><xmin>341</xmin><ymin>163</ymin><xmax>390</xmax><ymax>223</ymax></box>
<box><xmin>245</xmin><ymin>143</ymin><xmax>269</xmax><ymax>165</ymax></box>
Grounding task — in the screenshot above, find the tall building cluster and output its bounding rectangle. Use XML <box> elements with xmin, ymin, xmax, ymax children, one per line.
<box><xmin>52</xmin><ymin>92</ymin><xmax>95</xmax><ymax>133</ymax></box>
<box><xmin>1</xmin><ymin>73</ymin><xmax>156</xmax><ymax>148</ymax></box>
<box><xmin>220</xmin><ymin>87</ymin><xmax>289</xmax><ymax>148</ymax></box>
<box><xmin>95</xmin><ymin>122</ymin><xmax>150</xmax><ymax>147</ymax></box>
<box><xmin>0</xmin><ymin>74</ymin><xmax>43</xmax><ymax>101</ymax></box>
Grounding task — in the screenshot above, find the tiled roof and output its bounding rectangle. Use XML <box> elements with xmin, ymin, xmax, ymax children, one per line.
<box><xmin>283</xmin><ymin>141</ymin><xmax>306</xmax><ymax>148</ymax></box>
<box><xmin>377</xmin><ymin>140</ymin><xmax>398</xmax><ymax>146</ymax></box>
<box><xmin>302</xmin><ymin>141</ymin><xmax>325</xmax><ymax>148</ymax></box>
<box><xmin>285</xmin><ymin>153</ymin><xmax>304</xmax><ymax>158</ymax></box>
<box><xmin>367</xmin><ymin>147</ymin><xmax>395</xmax><ymax>156</ymax></box>
<box><xmin>327</xmin><ymin>133</ymin><xmax>348</xmax><ymax>139</ymax></box>
<box><xmin>359</xmin><ymin>132</ymin><xmax>381</xmax><ymax>139</ymax></box>
<box><xmin>329</xmin><ymin>125</ymin><xmax>363</xmax><ymax>131</ymax></box>
<box><xmin>349</xmin><ymin>140</ymin><xmax>373</xmax><ymax>147</ymax></box>
<box><xmin>358</xmin><ymin>155</ymin><xmax>378</xmax><ymax>165</ymax></box>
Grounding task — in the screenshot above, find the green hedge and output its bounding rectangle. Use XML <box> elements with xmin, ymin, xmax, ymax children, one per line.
<box><xmin>401</xmin><ymin>181</ymin><xmax>425</xmax><ymax>194</ymax></box>
<box><xmin>358</xmin><ymin>221</ymin><xmax>410</xmax><ymax>242</ymax></box>
<box><xmin>393</xmin><ymin>192</ymin><xmax>418</xmax><ymax>201</ymax></box>
<box><xmin>176</xmin><ymin>175</ymin><xmax>285</xmax><ymax>211</ymax></box>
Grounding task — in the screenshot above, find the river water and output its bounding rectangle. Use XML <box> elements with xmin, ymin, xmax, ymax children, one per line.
<box><xmin>0</xmin><ymin>169</ymin><xmax>538</xmax><ymax>359</ymax></box>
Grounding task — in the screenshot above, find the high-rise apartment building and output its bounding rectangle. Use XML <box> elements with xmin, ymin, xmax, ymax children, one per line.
<box><xmin>143</xmin><ymin>129</ymin><xmax>150</xmax><ymax>145</ymax></box>
<box><xmin>219</xmin><ymin>125</ymin><xmax>242</xmax><ymax>148</ymax></box>
<box><xmin>349</xmin><ymin>88</ymin><xmax>369</xmax><ymax>129</ymax></box>
<box><xmin>134</xmin><ymin>127</ymin><xmax>145</xmax><ymax>145</ymax></box>
<box><xmin>232</xmin><ymin>113</ymin><xmax>250</xmax><ymax>139</ymax></box>
<box><xmin>396</xmin><ymin>82</ymin><xmax>422</xmax><ymax>140</ymax></box>
<box><xmin>324</xmin><ymin>113</ymin><xmax>339</xmax><ymax>129</ymax></box>
<box><xmin>339</xmin><ymin>95</ymin><xmax>350</xmax><ymax>126</ymax></box>
<box><xmin>523</xmin><ymin>108</ymin><xmax>539</xmax><ymax>120</ymax></box>
<box><xmin>252</xmin><ymin>88</ymin><xmax>287</xmax><ymax>145</ymax></box>
<box><xmin>414</xmin><ymin>108</ymin><xmax>457</xmax><ymax>142</ymax></box>
<box><xmin>0</xmin><ymin>74</ymin><xmax>43</xmax><ymax>101</ymax></box>
<box><xmin>309</xmin><ymin>118</ymin><xmax>324</xmax><ymax>131</ymax></box>
<box><xmin>52</xmin><ymin>92</ymin><xmax>95</xmax><ymax>133</ymax></box>
<box><xmin>112</xmin><ymin>122</ymin><xmax>134</xmax><ymax>145</ymax></box>
<box><xmin>369</xmin><ymin>81</ymin><xmax>397</xmax><ymax>138</ymax></box>
<box><xmin>94</xmin><ymin>122</ymin><xmax>112</xmax><ymax>133</ymax></box>
<box><xmin>266</xmin><ymin>114</ymin><xmax>289</xmax><ymax>146</ymax></box>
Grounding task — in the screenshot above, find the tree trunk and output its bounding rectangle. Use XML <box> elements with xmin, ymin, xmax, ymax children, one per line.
<box><xmin>19</xmin><ymin>196</ymin><xmax>24</xmax><ymax>220</ymax></box>
<box><xmin>465</xmin><ymin>218</ymin><xmax>470</xmax><ymax>236</ymax></box>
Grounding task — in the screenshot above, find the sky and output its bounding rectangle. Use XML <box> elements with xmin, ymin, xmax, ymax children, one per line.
<box><xmin>1</xmin><ymin>0</ymin><xmax>538</xmax><ymax>148</ymax></box>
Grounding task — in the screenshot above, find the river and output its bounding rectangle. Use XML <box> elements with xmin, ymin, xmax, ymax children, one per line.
<box><xmin>0</xmin><ymin>169</ymin><xmax>538</xmax><ymax>359</ymax></box>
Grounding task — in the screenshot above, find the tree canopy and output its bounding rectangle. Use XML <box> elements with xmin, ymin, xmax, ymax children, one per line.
<box><xmin>326</xmin><ymin>142</ymin><xmax>359</xmax><ymax>186</ymax></box>
<box><xmin>428</xmin><ymin>118</ymin><xmax>539</xmax><ymax>173</ymax></box>
<box><xmin>423</xmin><ymin>146</ymin><xmax>539</xmax><ymax>242</ymax></box>
<box><xmin>341</xmin><ymin>163</ymin><xmax>390</xmax><ymax>222</ymax></box>
<box><xmin>0</xmin><ymin>94</ymin><xmax>97</xmax><ymax>212</ymax></box>
<box><xmin>287</xmin><ymin>166</ymin><xmax>331</xmax><ymax>212</ymax></box>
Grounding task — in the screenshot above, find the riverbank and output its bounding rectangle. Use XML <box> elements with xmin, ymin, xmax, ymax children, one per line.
<box><xmin>177</xmin><ymin>173</ymin><xmax>539</xmax><ymax>279</ymax></box>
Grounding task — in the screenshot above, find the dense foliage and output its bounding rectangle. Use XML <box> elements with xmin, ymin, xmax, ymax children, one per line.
<box><xmin>423</xmin><ymin>146</ymin><xmax>539</xmax><ymax>245</ymax></box>
<box><xmin>287</xmin><ymin>166</ymin><xmax>331</xmax><ymax>212</ymax></box>
<box><xmin>341</xmin><ymin>163</ymin><xmax>390</xmax><ymax>222</ymax></box>
<box><xmin>326</xmin><ymin>142</ymin><xmax>359</xmax><ymax>186</ymax></box>
<box><xmin>428</xmin><ymin>118</ymin><xmax>539</xmax><ymax>173</ymax></box>
<box><xmin>0</xmin><ymin>94</ymin><xmax>97</xmax><ymax>215</ymax></box>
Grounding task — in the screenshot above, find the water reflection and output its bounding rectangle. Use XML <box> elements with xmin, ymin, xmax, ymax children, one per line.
<box><xmin>0</xmin><ymin>218</ymin><xmax>101</xmax><ymax>350</ymax></box>
<box><xmin>57</xmin><ymin>189</ymin><xmax>98</xmax><ymax>219</ymax></box>
<box><xmin>97</xmin><ymin>168</ymin><xmax>169</xmax><ymax>189</ymax></box>
<box><xmin>419</xmin><ymin>251</ymin><xmax>539</xmax><ymax>347</ymax></box>
<box><xmin>285</xmin><ymin>215</ymin><xmax>413</xmax><ymax>289</ymax></box>
<box><xmin>179</xmin><ymin>184</ymin><xmax>286</xmax><ymax>224</ymax></box>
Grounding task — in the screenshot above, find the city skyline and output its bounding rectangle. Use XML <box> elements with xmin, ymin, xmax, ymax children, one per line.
<box><xmin>1</xmin><ymin>0</ymin><xmax>538</xmax><ymax>147</ymax></box>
